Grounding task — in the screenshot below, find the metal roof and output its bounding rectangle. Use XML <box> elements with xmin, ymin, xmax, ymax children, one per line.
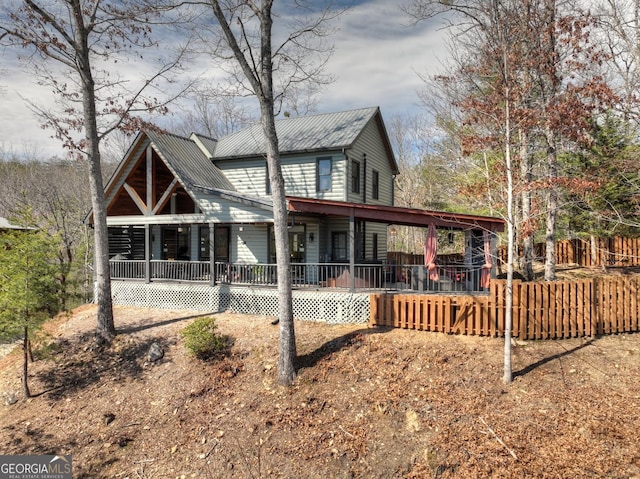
<box><xmin>190</xmin><ymin>133</ymin><xmax>218</xmax><ymax>159</ymax></box>
<box><xmin>211</xmin><ymin>107</ymin><xmax>381</xmax><ymax>159</ymax></box>
<box><xmin>146</xmin><ymin>131</ymin><xmax>235</xmax><ymax>191</ymax></box>
<box><xmin>287</xmin><ymin>197</ymin><xmax>506</xmax><ymax>232</ymax></box>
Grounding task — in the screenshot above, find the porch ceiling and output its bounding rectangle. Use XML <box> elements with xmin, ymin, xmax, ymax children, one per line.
<box><xmin>286</xmin><ymin>197</ymin><xmax>505</xmax><ymax>232</ymax></box>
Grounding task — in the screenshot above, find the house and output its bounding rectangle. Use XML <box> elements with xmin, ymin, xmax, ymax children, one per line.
<box><xmin>0</xmin><ymin>217</ymin><xmax>33</xmax><ymax>231</ymax></box>
<box><xmin>94</xmin><ymin>107</ymin><xmax>505</xmax><ymax>322</ymax></box>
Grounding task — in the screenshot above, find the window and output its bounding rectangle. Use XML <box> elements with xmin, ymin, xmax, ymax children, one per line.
<box><xmin>351</xmin><ymin>160</ymin><xmax>360</xmax><ymax>193</ymax></box>
<box><xmin>199</xmin><ymin>226</ymin><xmax>229</xmax><ymax>262</ymax></box>
<box><xmin>372</xmin><ymin>233</ymin><xmax>378</xmax><ymax>259</ymax></box>
<box><xmin>215</xmin><ymin>226</ymin><xmax>230</xmax><ymax>262</ymax></box>
<box><xmin>265</xmin><ymin>163</ymin><xmax>271</xmax><ymax>194</ymax></box>
<box><xmin>332</xmin><ymin>232</ymin><xmax>348</xmax><ymax>261</ymax></box>
<box><xmin>372</xmin><ymin>170</ymin><xmax>379</xmax><ymax>200</ymax></box>
<box><xmin>269</xmin><ymin>225</ymin><xmax>306</xmax><ymax>263</ymax></box>
<box><xmin>162</xmin><ymin>226</ymin><xmax>190</xmax><ymax>260</ymax></box>
<box><xmin>317</xmin><ymin>157</ymin><xmax>332</xmax><ymax>192</ymax></box>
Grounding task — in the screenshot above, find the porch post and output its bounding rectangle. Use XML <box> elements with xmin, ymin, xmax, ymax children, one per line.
<box><xmin>209</xmin><ymin>222</ymin><xmax>216</xmax><ymax>286</ymax></box>
<box><xmin>144</xmin><ymin>224</ymin><xmax>151</xmax><ymax>284</ymax></box>
<box><xmin>349</xmin><ymin>210</ymin><xmax>355</xmax><ymax>292</ymax></box>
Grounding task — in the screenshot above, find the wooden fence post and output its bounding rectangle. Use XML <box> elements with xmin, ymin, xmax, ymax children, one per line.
<box><xmin>369</xmin><ymin>294</ymin><xmax>379</xmax><ymax>327</ymax></box>
<box><xmin>591</xmin><ymin>278</ymin><xmax>599</xmax><ymax>337</ymax></box>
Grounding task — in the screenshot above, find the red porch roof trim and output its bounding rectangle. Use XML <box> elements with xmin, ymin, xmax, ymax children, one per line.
<box><xmin>286</xmin><ymin>197</ymin><xmax>505</xmax><ymax>232</ymax></box>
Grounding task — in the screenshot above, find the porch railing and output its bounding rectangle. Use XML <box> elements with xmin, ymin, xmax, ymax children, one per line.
<box><xmin>109</xmin><ymin>259</ymin><xmax>489</xmax><ymax>293</ymax></box>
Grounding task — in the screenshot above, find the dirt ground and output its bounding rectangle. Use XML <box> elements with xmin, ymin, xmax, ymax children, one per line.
<box><xmin>1</xmin><ymin>303</ymin><xmax>639</xmax><ymax>478</ymax></box>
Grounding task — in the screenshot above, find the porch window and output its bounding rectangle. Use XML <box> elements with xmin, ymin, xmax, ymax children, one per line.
<box><xmin>269</xmin><ymin>224</ymin><xmax>306</xmax><ymax>263</ymax></box>
<box><xmin>162</xmin><ymin>226</ymin><xmax>190</xmax><ymax>260</ymax></box>
<box><xmin>351</xmin><ymin>160</ymin><xmax>360</xmax><ymax>194</ymax></box>
<box><xmin>317</xmin><ymin>157</ymin><xmax>332</xmax><ymax>192</ymax></box>
<box><xmin>372</xmin><ymin>170</ymin><xmax>379</xmax><ymax>200</ymax></box>
<box><xmin>332</xmin><ymin>232</ymin><xmax>347</xmax><ymax>261</ymax></box>
<box><xmin>198</xmin><ymin>226</ymin><xmax>230</xmax><ymax>262</ymax></box>
<box><xmin>108</xmin><ymin>227</ymin><xmax>145</xmax><ymax>260</ymax></box>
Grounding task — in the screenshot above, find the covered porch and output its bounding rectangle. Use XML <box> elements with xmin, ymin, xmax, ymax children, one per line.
<box><xmin>109</xmin><ymin>258</ymin><xmax>482</xmax><ymax>292</ymax></box>
<box><xmin>107</xmin><ymin>197</ymin><xmax>505</xmax><ymax>294</ymax></box>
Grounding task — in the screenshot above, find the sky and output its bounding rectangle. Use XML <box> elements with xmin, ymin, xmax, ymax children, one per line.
<box><xmin>0</xmin><ymin>0</ymin><xmax>450</xmax><ymax>161</ymax></box>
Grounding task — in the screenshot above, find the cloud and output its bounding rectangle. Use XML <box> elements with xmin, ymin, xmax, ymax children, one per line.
<box><xmin>1</xmin><ymin>59</ymin><xmax>62</xmax><ymax>159</ymax></box>
<box><xmin>0</xmin><ymin>0</ymin><xmax>450</xmax><ymax>160</ymax></box>
<box><xmin>316</xmin><ymin>0</ymin><xmax>450</xmax><ymax>118</ymax></box>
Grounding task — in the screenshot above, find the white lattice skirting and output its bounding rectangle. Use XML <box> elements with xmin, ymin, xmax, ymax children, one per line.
<box><xmin>106</xmin><ymin>281</ymin><xmax>370</xmax><ymax>324</ymax></box>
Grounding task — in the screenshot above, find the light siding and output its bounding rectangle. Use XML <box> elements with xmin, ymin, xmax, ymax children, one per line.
<box><xmin>214</xmin><ymin>152</ymin><xmax>346</xmax><ymax>201</ymax></box>
<box><xmin>214</xmin><ymin>158</ymin><xmax>268</xmax><ymax>197</ymax></box>
<box><xmin>305</xmin><ymin>223</ymin><xmax>320</xmax><ymax>263</ymax></box>
<box><xmin>346</xmin><ymin>118</ymin><xmax>395</xmax><ymax>206</ymax></box>
<box><xmin>233</xmin><ymin>224</ymin><xmax>269</xmax><ymax>263</ymax></box>
<box><xmin>365</xmin><ymin>222</ymin><xmax>388</xmax><ymax>260</ymax></box>
<box><xmin>194</xmin><ymin>193</ymin><xmax>274</xmax><ymax>224</ymax></box>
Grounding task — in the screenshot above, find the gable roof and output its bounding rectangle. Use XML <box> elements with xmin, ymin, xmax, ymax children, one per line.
<box><xmin>145</xmin><ymin>131</ymin><xmax>235</xmax><ymax>191</ymax></box>
<box><xmin>200</xmin><ymin>107</ymin><xmax>396</xmax><ymax>168</ymax></box>
<box><xmin>98</xmin><ymin>107</ymin><xmax>401</xmax><ymax>222</ymax></box>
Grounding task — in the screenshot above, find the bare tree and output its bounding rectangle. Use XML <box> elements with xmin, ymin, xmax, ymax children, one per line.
<box><xmin>170</xmin><ymin>93</ymin><xmax>256</xmax><ymax>138</ymax></box>
<box><xmin>387</xmin><ymin>113</ymin><xmax>459</xmax><ymax>253</ymax></box>
<box><xmin>596</xmin><ymin>0</ymin><xmax>640</xmax><ymax>136</ymax></box>
<box><xmin>409</xmin><ymin>0</ymin><xmax>616</xmax><ymax>279</ymax></box>
<box><xmin>407</xmin><ymin>0</ymin><xmax>615</xmax><ymax>382</ymax></box>
<box><xmin>198</xmin><ymin>0</ymin><xmax>343</xmax><ymax>385</ymax></box>
<box><xmin>0</xmin><ymin>0</ymin><xmax>189</xmax><ymax>341</ymax></box>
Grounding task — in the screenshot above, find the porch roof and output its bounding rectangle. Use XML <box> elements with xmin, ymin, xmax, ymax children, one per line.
<box><xmin>286</xmin><ymin>197</ymin><xmax>505</xmax><ymax>232</ymax></box>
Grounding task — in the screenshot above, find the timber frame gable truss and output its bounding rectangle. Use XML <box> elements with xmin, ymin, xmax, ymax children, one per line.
<box><xmin>101</xmin><ymin>131</ymin><xmax>229</xmax><ymax>221</ymax></box>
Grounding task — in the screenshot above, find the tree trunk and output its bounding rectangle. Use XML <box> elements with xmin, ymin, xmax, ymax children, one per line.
<box><xmin>543</xmin><ymin>0</ymin><xmax>558</xmax><ymax>282</ymax></box>
<box><xmin>22</xmin><ymin>325</ymin><xmax>30</xmax><ymax>398</ymax></box>
<box><xmin>208</xmin><ymin>0</ymin><xmax>300</xmax><ymax>385</ymax></box>
<box><xmin>73</xmin><ymin>2</ymin><xmax>115</xmax><ymax>341</ymax></box>
<box><xmin>519</xmin><ymin>128</ymin><xmax>534</xmax><ymax>281</ymax></box>
<box><xmin>257</xmin><ymin>3</ymin><xmax>296</xmax><ymax>386</ymax></box>
<box><xmin>544</xmin><ymin>129</ymin><xmax>558</xmax><ymax>282</ymax></box>
<box><xmin>263</xmin><ymin>103</ymin><xmax>297</xmax><ymax>385</ymax></box>
<box><xmin>503</xmin><ymin>87</ymin><xmax>514</xmax><ymax>385</ymax></box>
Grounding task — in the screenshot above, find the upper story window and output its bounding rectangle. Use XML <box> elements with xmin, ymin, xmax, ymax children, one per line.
<box><xmin>351</xmin><ymin>160</ymin><xmax>360</xmax><ymax>194</ymax></box>
<box><xmin>372</xmin><ymin>233</ymin><xmax>379</xmax><ymax>259</ymax></box>
<box><xmin>317</xmin><ymin>157</ymin><xmax>332</xmax><ymax>192</ymax></box>
<box><xmin>265</xmin><ymin>163</ymin><xmax>271</xmax><ymax>194</ymax></box>
<box><xmin>372</xmin><ymin>170</ymin><xmax>379</xmax><ymax>200</ymax></box>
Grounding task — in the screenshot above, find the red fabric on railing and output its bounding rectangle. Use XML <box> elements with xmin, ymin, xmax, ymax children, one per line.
<box><xmin>481</xmin><ymin>230</ymin><xmax>492</xmax><ymax>288</ymax></box>
<box><xmin>424</xmin><ymin>223</ymin><xmax>439</xmax><ymax>281</ymax></box>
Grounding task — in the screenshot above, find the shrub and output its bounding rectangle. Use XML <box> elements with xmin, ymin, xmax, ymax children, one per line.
<box><xmin>181</xmin><ymin>316</ymin><xmax>229</xmax><ymax>360</ymax></box>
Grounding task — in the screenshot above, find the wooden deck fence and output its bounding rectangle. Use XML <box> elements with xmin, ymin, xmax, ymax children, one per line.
<box><xmin>390</xmin><ymin>236</ymin><xmax>640</xmax><ymax>268</ymax></box>
<box><xmin>370</xmin><ymin>276</ymin><xmax>640</xmax><ymax>339</ymax></box>
<box><xmin>498</xmin><ymin>236</ymin><xmax>640</xmax><ymax>267</ymax></box>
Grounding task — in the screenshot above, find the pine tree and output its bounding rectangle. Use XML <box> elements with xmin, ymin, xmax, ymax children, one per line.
<box><xmin>0</xmin><ymin>212</ymin><xmax>59</xmax><ymax>398</ymax></box>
